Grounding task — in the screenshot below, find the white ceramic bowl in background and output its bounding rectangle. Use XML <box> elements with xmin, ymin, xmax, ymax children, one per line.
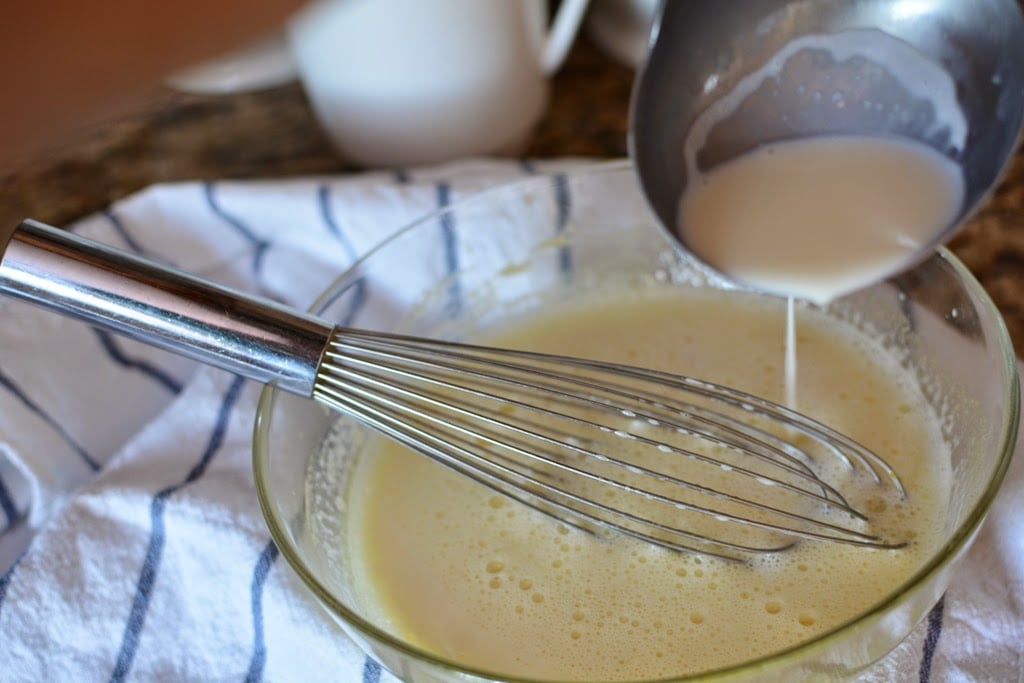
<box><xmin>286</xmin><ymin>0</ymin><xmax>589</xmax><ymax>167</ymax></box>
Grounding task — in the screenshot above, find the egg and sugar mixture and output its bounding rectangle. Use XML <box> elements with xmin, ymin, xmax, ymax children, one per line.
<box><xmin>331</xmin><ymin>285</ymin><xmax>950</xmax><ymax>681</ymax></box>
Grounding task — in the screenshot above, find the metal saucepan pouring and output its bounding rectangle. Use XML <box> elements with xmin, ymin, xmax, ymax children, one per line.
<box><xmin>630</xmin><ymin>0</ymin><xmax>1024</xmax><ymax>285</ymax></box>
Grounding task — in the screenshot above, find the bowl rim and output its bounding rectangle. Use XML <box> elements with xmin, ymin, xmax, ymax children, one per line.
<box><xmin>252</xmin><ymin>162</ymin><xmax>1021</xmax><ymax>683</ymax></box>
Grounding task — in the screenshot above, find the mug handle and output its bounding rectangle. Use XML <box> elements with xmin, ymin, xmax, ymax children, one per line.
<box><xmin>541</xmin><ymin>0</ymin><xmax>591</xmax><ymax>75</ymax></box>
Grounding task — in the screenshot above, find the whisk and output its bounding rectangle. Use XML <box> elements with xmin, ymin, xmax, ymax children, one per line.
<box><xmin>0</xmin><ymin>219</ymin><xmax>906</xmax><ymax>560</ymax></box>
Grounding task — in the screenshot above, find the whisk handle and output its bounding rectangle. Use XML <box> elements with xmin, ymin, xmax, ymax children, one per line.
<box><xmin>0</xmin><ymin>219</ymin><xmax>332</xmax><ymax>396</ymax></box>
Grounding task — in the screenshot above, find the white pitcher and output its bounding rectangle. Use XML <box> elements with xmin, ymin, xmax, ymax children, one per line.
<box><xmin>287</xmin><ymin>0</ymin><xmax>589</xmax><ymax>167</ymax></box>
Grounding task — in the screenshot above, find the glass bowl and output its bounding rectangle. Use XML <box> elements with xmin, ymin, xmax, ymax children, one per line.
<box><xmin>253</xmin><ymin>162</ymin><xmax>1019</xmax><ymax>682</ymax></box>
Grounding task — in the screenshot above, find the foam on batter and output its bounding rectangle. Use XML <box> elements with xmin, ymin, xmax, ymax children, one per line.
<box><xmin>340</xmin><ymin>286</ymin><xmax>950</xmax><ymax>680</ymax></box>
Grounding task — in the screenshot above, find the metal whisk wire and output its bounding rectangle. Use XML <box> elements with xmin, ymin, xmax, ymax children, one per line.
<box><xmin>0</xmin><ymin>219</ymin><xmax>907</xmax><ymax>561</ymax></box>
<box><xmin>315</xmin><ymin>329</ymin><xmax>907</xmax><ymax>560</ymax></box>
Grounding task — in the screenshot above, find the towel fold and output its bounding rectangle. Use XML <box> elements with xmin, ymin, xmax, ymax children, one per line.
<box><xmin>0</xmin><ymin>159</ymin><xmax>1019</xmax><ymax>682</ymax></box>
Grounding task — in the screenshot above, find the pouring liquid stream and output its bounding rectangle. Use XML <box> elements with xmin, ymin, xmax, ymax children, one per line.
<box><xmin>786</xmin><ymin>296</ymin><xmax>797</xmax><ymax>410</ymax></box>
<box><xmin>678</xmin><ymin>135</ymin><xmax>966</xmax><ymax>411</ymax></box>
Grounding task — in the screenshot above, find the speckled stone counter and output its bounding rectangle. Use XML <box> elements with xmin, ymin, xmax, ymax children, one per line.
<box><xmin>2</xmin><ymin>38</ymin><xmax>1023</xmax><ymax>352</ymax></box>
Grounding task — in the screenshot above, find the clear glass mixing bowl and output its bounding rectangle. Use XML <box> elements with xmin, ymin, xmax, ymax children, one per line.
<box><xmin>253</xmin><ymin>162</ymin><xmax>1019</xmax><ymax>682</ymax></box>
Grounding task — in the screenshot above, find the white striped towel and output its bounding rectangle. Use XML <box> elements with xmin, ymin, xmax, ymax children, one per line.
<box><xmin>0</xmin><ymin>159</ymin><xmax>1020</xmax><ymax>682</ymax></box>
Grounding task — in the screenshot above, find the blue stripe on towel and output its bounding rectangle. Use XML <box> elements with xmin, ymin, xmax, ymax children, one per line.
<box><xmin>519</xmin><ymin>158</ymin><xmax>538</xmax><ymax>175</ymax></box>
<box><xmin>436</xmin><ymin>182</ymin><xmax>461</xmax><ymax>316</ymax></box>
<box><xmin>363</xmin><ymin>657</ymin><xmax>382</xmax><ymax>683</ymax></box>
<box><xmin>0</xmin><ymin>564</ymin><xmax>11</xmax><ymax>619</ymax></box>
<box><xmin>314</xmin><ymin>275</ymin><xmax>368</xmax><ymax>329</ymax></box>
<box><xmin>243</xmin><ymin>189</ymin><xmax>374</xmax><ymax>677</ymax></box>
<box><xmin>109</xmin><ymin>375</ymin><xmax>246</xmax><ymax>683</ymax></box>
<box><xmin>553</xmin><ymin>172</ymin><xmax>573</xmax><ymax>278</ymax></box>
<box><xmin>0</xmin><ymin>550</ymin><xmax>24</xmax><ymax>621</ymax></box>
<box><xmin>204</xmin><ymin>182</ymin><xmax>270</xmax><ymax>275</ymax></box>
<box><xmin>92</xmin><ymin>329</ymin><xmax>184</xmax><ymax>394</ymax></box>
<box><xmin>0</xmin><ymin>368</ymin><xmax>99</xmax><ymax>471</ymax></box>
<box><xmin>317</xmin><ymin>185</ymin><xmax>359</xmax><ymax>262</ymax></box>
<box><xmin>244</xmin><ymin>540</ymin><xmax>280</xmax><ymax>683</ymax></box>
<box><xmin>918</xmin><ymin>594</ymin><xmax>945</xmax><ymax>682</ymax></box>
<box><xmin>0</xmin><ymin>472</ymin><xmax>19</xmax><ymax>528</ymax></box>
<box><xmin>102</xmin><ymin>209</ymin><xmax>149</xmax><ymax>256</ymax></box>
<box><xmin>317</xmin><ymin>185</ymin><xmax>368</xmax><ymax>326</ymax></box>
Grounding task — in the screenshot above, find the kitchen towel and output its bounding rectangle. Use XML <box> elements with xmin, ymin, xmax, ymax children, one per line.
<box><xmin>0</xmin><ymin>159</ymin><xmax>1019</xmax><ymax>682</ymax></box>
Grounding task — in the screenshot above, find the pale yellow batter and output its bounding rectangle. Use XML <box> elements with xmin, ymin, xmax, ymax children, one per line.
<box><xmin>342</xmin><ymin>286</ymin><xmax>950</xmax><ymax>680</ymax></box>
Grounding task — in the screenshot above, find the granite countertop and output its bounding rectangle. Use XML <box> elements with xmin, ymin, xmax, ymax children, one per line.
<box><xmin>2</xmin><ymin>38</ymin><xmax>1023</xmax><ymax>353</ymax></box>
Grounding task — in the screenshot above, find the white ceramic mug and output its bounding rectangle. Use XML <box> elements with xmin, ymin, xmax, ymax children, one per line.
<box><xmin>287</xmin><ymin>0</ymin><xmax>589</xmax><ymax>167</ymax></box>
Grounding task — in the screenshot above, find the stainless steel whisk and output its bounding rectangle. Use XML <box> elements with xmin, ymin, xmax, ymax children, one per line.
<box><xmin>0</xmin><ymin>220</ymin><xmax>906</xmax><ymax>559</ymax></box>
